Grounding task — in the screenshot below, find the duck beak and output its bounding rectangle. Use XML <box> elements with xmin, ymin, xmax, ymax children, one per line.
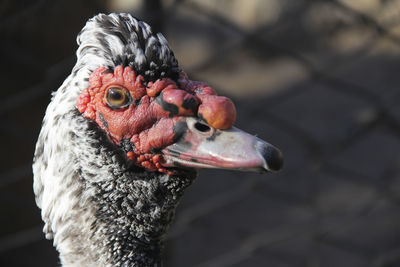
<box><xmin>162</xmin><ymin>117</ymin><xmax>283</xmax><ymax>173</ymax></box>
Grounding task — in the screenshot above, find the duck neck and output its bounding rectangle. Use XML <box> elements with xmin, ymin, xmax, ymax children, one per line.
<box><xmin>35</xmin><ymin>109</ymin><xmax>196</xmax><ymax>267</ymax></box>
<box><xmin>90</xmin><ymin>166</ymin><xmax>196</xmax><ymax>266</ymax></box>
<box><xmin>77</xmin><ymin>119</ymin><xmax>196</xmax><ymax>266</ymax></box>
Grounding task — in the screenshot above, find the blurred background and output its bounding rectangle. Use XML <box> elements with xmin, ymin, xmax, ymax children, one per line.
<box><xmin>1</xmin><ymin>0</ymin><xmax>400</xmax><ymax>266</ymax></box>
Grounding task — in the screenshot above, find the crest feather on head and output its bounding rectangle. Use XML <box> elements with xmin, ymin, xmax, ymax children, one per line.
<box><xmin>76</xmin><ymin>13</ymin><xmax>180</xmax><ymax>82</ymax></box>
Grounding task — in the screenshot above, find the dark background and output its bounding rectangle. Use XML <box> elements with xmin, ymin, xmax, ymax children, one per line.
<box><xmin>1</xmin><ymin>0</ymin><xmax>400</xmax><ymax>266</ymax></box>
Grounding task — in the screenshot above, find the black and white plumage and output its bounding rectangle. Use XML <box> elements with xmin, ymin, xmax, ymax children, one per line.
<box><xmin>33</xmin><ymin>13</ymin><xmax>283</xmax><ymax>266</ymax></box>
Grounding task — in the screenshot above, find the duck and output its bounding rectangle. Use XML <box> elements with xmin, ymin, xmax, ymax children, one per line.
<box><xmin>32</xmin><ymin>13</ymin><xmax>283</xmax><ymax>267</ymax></box>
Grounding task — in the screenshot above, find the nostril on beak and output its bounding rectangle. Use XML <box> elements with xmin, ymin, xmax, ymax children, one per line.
<box><xmin>259</xmin><ymin>144</ymin><xmax>284</xmax><ymax>172</ymax></box>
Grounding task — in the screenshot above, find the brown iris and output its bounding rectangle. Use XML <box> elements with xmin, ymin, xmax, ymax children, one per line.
<box><xmin>105</xmin><ymin>87</ymin><xmax>131</xmax><ymax>109</ymax></box>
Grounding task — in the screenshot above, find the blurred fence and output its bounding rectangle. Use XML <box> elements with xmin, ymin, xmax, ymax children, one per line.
<box><xmin>1</xmin><ymin>0</ymin><xmax>400</xmax><ymax>266</ymax></box>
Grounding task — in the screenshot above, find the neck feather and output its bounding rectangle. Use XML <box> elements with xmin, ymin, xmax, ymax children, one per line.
<box><xmin>33</xmin><ymin>100</ymin><xmax>196</xmax><ymax>266</ymax></box>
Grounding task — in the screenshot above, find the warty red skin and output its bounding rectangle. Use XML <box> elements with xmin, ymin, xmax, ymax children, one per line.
<box><xmin>77</xmin><ymin>65</ymin><xmax>236</xmax><ymax>172</ymax></box>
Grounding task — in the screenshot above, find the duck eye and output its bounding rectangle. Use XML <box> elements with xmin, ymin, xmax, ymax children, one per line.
<box><xmin>105</xmin><ymin>87</ymin><xmax>131</xmax><ymax>109</ymax></box>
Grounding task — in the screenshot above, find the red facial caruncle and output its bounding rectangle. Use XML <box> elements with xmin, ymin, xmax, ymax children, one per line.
<box><xmin>77</xmin><ymin>65</ymin><xmax>236</xmax><ymax>173</ymax></box>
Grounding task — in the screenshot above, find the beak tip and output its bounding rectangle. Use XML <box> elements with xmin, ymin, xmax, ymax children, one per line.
<box><xmin>259</xmin><ymin>143</ymin><xmax>284</xmax><ymax>172</ymax></box>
